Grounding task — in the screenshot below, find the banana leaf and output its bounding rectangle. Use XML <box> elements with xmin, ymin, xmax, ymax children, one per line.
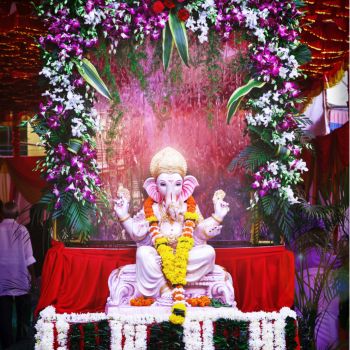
<box><xmin>168</xmin><ymin>10</ymin><xmax>189</xmax><ymax>67</ymax></box>
<box><xmin>226</xmin><ymin>79</ymin><xmax>266</xmax><ymax>124</ymax></box>
<box><xmin>74</xmin><ymin>58</ymin><xmax>112</xmax><ymax>100</ymax></box>
<box><xmin>162</xmin><ymin>23</ymin><xmax>174</xmax><ymax>71</ymax></box>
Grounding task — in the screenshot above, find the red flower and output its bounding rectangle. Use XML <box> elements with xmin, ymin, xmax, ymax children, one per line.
<box><xmin>177</xmin><ymin>8</ymin><xmax>190</xmax><ymax>21</ymax></box>
<box><xmin>163</xmin><ymin>0</ymin><xmax>175</xmax><ymax>9</ymax></box>
<box><xmin>152</xmin><ymin>0</ymin><xmax>165</xmax><ymax>13</ymax></box>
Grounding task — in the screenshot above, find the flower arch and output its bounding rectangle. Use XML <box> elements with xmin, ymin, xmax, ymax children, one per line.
<box><xmin>33</xmin><ymin>0</ymin><xmax>310</xmax><ymax>241</ymax></box>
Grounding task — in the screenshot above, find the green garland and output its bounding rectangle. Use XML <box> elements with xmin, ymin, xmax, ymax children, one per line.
<box><xmin>149</xmin><ymin>321</ymin><xmax>185</xmax><ymax>350</ymax></box>
<box><xmin>285</xmin><ymin>316</ymin><xmax>298</xmax><ymax>350</ymax></box>
<box><xmin>205</xmin><ymin>31</ymin><xmax>222</xmax><ymax>126</ymax></box>
<box><xmin>213</xmin><ymin>319</ymin><xmax>249</xmax><ymax>350</ymax></box>
<box><xmin>69</xmin><ymin>320</ymin><xmax>111</xmax><ymax>349</ymax></box>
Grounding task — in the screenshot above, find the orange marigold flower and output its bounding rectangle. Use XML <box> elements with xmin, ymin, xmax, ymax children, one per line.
<box><xmin>130</xmin><ymin>296</ymin><xmax>155</xmax><ymax>306</ymax></box>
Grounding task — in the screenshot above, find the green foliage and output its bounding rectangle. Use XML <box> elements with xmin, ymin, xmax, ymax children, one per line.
<box><xmin>214</xmin><ymin>319</ymin><xmax>249</xmax><ymax>350</ymax></box>
<box><xmin>69</xmin><ymin>321</ymin><xmax>111</xmax><ymax>349</ymax></box>
<box><xmin>292</xmin><ymin>44</ymin><xmax>312</xmax><ymax>65</ymax></box>
<box><xmin>105</xmin><ymin>108</ymin><xmax>123</xmax><ymax>158</ymax></box>
<box><xmin>293</xmin><ymin>226</ymin><xmax>348</xmax><ymax>349</ymax></box>
<box><xmin>205</xmin><ymin>31</ymin><xmax>222</xmax><ymax>125</ymax></box>
<box><xmin>83</xmin><ymin>322</ymin><xmax>96</xmax><ymax>349</ymax></box>
<box><xmin>149</xmin><ymin>321</ymin><xmax>185</xmax><ymax>350</ymax></box>
<box><xmin>74</xmin><ymin>58</ymin><xmax>112</xmax><ymax>100</ymax></box>
<box><xmin>228</xmin><ymin>143</ymin><xmax>275</xmax><ymax>172</ymax></box>
<box><xmin>127</xmin><ymin>46</ymin><xmax>148</xmax><ymax>90</ymax></box>
<box><xmin>210</xmin><ymin>298</ymin><xmax>232</xmax><ymax>308</ymax></box>
<box><xmin>38</xmin><ymin>190</ymin><xmax>96</xmax><ymax>242</ymax></box>
<box><xmin>226</xmin><ymin>79</ymin><xmax>266</xmax><ymax>124</ymax></box>
<box><xmin>285</xmin><ymin>317</ymin><xmax>298</xmax><ymax>350</ymax></box>
<box><xmin>257</xmin><ymin>194</ymin><xmax>295</xmax><ymax>243</ymax></box>
<box><xmin>95</xmin><ymin>39</ymin><xmax>120</xmax><ymax>103</ymax></box>
<box><xmin>163</xmin><ymin>23</ymin><xmax>174</xmax><ymax>71</ymax></box>
<box><xmin>70</xmin><ymin>323</ymin><xmax>81</xmax><ymax>350</ymax></box>
<box><xmin>168</xmin><ymin>10</ymin><xmax>189</xmax><ymax>67</ymax></box>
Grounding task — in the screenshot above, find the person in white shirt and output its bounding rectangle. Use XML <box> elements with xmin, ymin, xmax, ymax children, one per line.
<box><xmin>0</xmin><ymin>202</ymin><xmax>36</xmax><ymax>349</ymax></box>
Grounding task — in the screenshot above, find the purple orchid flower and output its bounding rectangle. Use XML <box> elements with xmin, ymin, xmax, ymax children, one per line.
<box><xmin>56</xmin><ymin>143</ymin><xmax>68</xmax><ymax>160</ymax></box>
<box><xmin>252</xmin><ymin>181</ymin><xmax>260</xmax><ymax>189</ymax></box>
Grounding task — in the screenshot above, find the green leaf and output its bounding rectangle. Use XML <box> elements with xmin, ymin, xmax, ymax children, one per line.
<box><xmin>73</xmin><ymin>58</ymin><xmax>112</xmax><ymax>100</ymax></box>
<box><xmin>65</xmin><ymin>200</ymin><xmax>92</xmax><ymax>234</ymax></box>
<box><xmin>228</xmin><ymin>143</ymin><xmax>273</xmax><ymax>172</ymax></box>
<box><xmin>227</xmin><ymin>98</ymin><xmax>243</xmax><ymax>124</ymax></box>
<box><xmin>162</xmin><ymin>23</ymin><xmax>174</xmax><ymax>71</ymax></box>
<box><xmin>292</xmin><ymin>44</ymin><xmax>312</xmax><ymax>65</ymax></box>
<box><xmin>39</xmin><ymin>192</ymin><xmax>55</xmax><ymax>205</ymax></box>
<box><xmin>226</xmin><ymin>79</ymin><xmax>266</xmax><ymax>123</ymax></box>
<box><xmin>168</xmin><ymin>10</ymin><xmax>189</xmax><ymax>67</ymax></box>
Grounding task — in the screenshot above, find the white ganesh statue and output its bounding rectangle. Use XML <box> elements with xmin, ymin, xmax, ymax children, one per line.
<box><xmin>107</xmin><ymin>147</ymin><xmax>236</xmax><ymax>323</ymax></box>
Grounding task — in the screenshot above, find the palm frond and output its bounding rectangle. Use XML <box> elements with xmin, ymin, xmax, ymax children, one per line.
<box><xmin>228</xmin><ymin>143</ymin><xmax>274</xmax><ymax>172</ymax></box>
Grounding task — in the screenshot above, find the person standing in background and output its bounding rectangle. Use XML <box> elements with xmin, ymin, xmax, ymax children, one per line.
<box><xmin>26</xmin><ymin>204</ymin><xmax>49</xmax><ymax>279</ymax></box>
<box><xmin>0</xmin><ymin>202</ymin><xmax>36</xmax><ymax>349</ymax></box>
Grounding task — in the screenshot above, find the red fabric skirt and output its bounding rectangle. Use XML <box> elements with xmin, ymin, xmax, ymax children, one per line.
<box><xmin>35</xmin><ymin>241</ymin><xmax>294</xmax><ymax>315</ymax></box>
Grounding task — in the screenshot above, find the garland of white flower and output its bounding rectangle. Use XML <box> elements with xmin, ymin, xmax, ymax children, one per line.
<box><xmin>35</xmin><ymin>306</ymin><xmax>297</xmax><ymax>349</ymax></box>
<box><xmin>183</xmin><ymin>320</ymin><xmax>202</xmax><ymax>350</ymax></box>
<box><xmin>56</xmin><ymin>314</ymin><xmax>70</xmax><ymax>350</ymax></box>
<box><xmin>34</xmin><ymin>306</ymin><xmax>56</xmax><ymax>350</ymax></box>
<box><xmin>109</xmin><ymin>320</ymin><xmax>122</xmax><ymax>350</ymax></box>
<box><xmin>202</xmin><ymin>319</ymin><xmax>214</xmax><ymax>350</ymax></box>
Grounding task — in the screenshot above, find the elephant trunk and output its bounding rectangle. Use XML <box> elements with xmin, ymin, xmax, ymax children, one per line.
<box><xmin>165</xmin><ymin>192</ymin><xmax>180</xmax><ymax>221</ymax></box>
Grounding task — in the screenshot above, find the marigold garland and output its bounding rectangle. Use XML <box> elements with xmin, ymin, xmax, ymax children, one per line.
<box><xmin>186</xmin><ymin>296</ymin><xmax>211</xmax><ymax>307</ymax></box>
<box><xmin>144</xmin><ymin>195</ymin><xmax>197</xmax><ymax>324</ymax></box>
<box><xmin>130</xmin><ymin>296</ymin><xmax>155</xmax><ymax>306</ymax></box>
<box><xmin>169</xmin><ymin>302</ymin><xmax>187</xmax><ymax>325</ymax></box>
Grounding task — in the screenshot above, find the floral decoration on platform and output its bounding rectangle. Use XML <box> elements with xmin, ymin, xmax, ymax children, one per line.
<box><xmin>35</xmin><ymin>305</ymin><xmax>298</xmax><ymax>350</ymax></box>
<box><xmin>33</xmin><ymin>0</ymin><xmax>310</xmax><ymax>239</ymax></box>
<box><xmin>130</xmin><ymin>296</ymin><xmax>155</xmax><ymax>306</ymax></box>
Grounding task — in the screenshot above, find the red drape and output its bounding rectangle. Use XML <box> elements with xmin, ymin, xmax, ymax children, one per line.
<box><xmin>303</xmin><ymin>122</ymin><xmax>349</xmax><ymax>203</ymax></box>
<box><xmin>35</xmin><ymin>242</ymin><xmax>294</xmax><ymax>315</ymax></box>
<box><xmin>3</xmin><ymin>156</ymin><xmax>46</xmax><ymax>203</ymax></box>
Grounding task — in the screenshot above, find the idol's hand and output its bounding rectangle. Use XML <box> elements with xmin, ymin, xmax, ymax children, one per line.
<box><xmin>114</xmin><ymin>185</ymin><xmax>130</xmax><ymax>219</ymax></box>
<box><xmin>213</xmin><ymin>190</ymin><xmax>229</xmax><ymax>221</ymax></box>
<box><xmin>213</xmin><ymin>199</ymin><xmax>230</xmax><ymax>221</ymax></box>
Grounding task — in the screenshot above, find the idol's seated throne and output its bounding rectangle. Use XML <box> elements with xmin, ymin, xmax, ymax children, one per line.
<box><xmin>106</xmin><ymin>148</ymin><xmax>236</xmax><ymax>311</ymax></box>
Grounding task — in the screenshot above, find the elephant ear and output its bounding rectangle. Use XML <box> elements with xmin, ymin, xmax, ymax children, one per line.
<box><xmin>143</xmin><ymin>177</ymin><xmax>162</xmax><ymax>203</ymax></box>
<box><xmin>180</xmin><ymin>175</ymin><xmax>199</xmax><ymax>201</ymax></box>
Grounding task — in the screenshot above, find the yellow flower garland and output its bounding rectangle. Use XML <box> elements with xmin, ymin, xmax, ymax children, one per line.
<box><xmin>155</xmin><ymin>237</ymin><xmax>175</xmax><ymax>282</ymax></box>
<box><xmin>173</xmin><ymin>236</ymin><xmax>194</xmax><ymax>285</ymax></box>
<box><xmin>155</xmin><ymin>235</ymin><xmax>194</xmax><ymax>286</ymax></box>
<box><xmin>169</xmin><ymin>302</ymin><xmax>187</xmax><ymax>325</ymax></box>
<box><xmin>145</xmin><ymin>196</ymin><xmax>198</xmax><ymax>324</ymax></box>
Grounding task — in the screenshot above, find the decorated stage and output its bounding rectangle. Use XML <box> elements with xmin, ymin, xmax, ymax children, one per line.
<box><xmin>36</xmin><ymin>242</ymin><xmax>295</xmax><ymax>315</ymax></box>
<box><xmin>34</xmin><ymin>242</ymin><xmax>299</xmax><ymax>349</ymax></box>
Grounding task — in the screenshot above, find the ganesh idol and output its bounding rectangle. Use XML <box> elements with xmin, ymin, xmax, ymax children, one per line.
<box><xmin>108</xmin><ymin>147</ymin><xmax>235</xmax><ymax>322</ymax></box>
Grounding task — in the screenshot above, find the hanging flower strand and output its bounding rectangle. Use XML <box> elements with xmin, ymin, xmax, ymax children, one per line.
<box><xmin>144</xmin><ymin>195</ymin><xmax>198</xmax><ymax>324</ymax></box>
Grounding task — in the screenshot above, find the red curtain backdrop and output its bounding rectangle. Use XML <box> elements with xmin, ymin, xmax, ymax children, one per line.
<box><xmin>35</xmin><ymin>242</ymin><xmax>294</xmax><ymax>315</ymax></box>
<box><xmin>0</xmin><ymin>156</ymin><xmax>46</xmax><ymax>203</ymax></box>
<box><xmin>303</xmin><ymin>122</ymin><xmax>349</xmax><ymax>203</ymax></box>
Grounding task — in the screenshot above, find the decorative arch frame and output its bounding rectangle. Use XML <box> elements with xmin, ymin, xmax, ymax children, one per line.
<box><xmin>33</xmin><ymin>0</ymin><xmax>310</xmax><ymax>241</ymax></box>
